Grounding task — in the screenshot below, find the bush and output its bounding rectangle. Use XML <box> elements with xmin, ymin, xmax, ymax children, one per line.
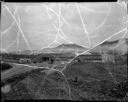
<box><xmin>1</xmin><ymin>62</ymin><xmax>12</xmax><ymax>71</ymax></box>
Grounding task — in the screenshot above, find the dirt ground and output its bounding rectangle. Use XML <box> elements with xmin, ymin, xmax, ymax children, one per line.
<box><xmin>1</xmin><ymin>60</ymin><xmax>127</xmax><ymax>101</ymax></box>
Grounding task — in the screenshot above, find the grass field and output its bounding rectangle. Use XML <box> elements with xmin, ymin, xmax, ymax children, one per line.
<box><xmin>1</xmin><ymin>57</ymin><xmax>127</xmax><ymax>101</ymax></box>
<box><xmin>62</xmin><ymin>61</ymin><xmax>127</xmax><ymax>101</ymax></box>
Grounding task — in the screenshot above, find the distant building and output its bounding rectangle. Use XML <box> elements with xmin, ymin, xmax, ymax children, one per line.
<box><xmin>74</xmin><ymin>53</ymin><xmax>102</xmax><ymax>63</ymax></box>
<box><xmin>32</xmin><ymin>54</ymin><xmax>55</xmax><ymax>64</ymax></box>
<box><xmin>19</xmin><ymin>58</ymin><xmax>31</xmax><ymax>64</ymax></box>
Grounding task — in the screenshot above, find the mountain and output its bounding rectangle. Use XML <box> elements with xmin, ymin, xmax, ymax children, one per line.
<box><xmin>0</xmin><ymin>49</ymin><xmax>8</xmax><ymax>54</ymax></box>
<box><xmin>40</xmin><ymin>43</ymin><xmax>88</xmax><ymax>54</ymax></box>
<box><xmin>55</xmin><ymin>43</ymin><xmax>86</xmax><ymax>49</ymax></box>
<box><xmin>8</xmin><ymin>43</ymin><xmax>88</xmax><ymax>54</ymax></box>
<box><xmin>5</xmin><ymin>50</ymin><xmax>37</xmax><ymax>55</ymax></box>
<box><xmin>90</xmin><ymin>38</ymin><xmax>128</xmax><ymax>55</ymax></box>
<box><xmin>10</xmin><ymin>50</ymin><xmax>32</xmax><ymax>55</ymax></box>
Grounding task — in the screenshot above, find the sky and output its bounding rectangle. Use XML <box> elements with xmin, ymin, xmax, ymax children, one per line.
<box><xmin>0</xmin><ymin>2</ymin><xmax>127</xmax><ymax>52</ymax></box>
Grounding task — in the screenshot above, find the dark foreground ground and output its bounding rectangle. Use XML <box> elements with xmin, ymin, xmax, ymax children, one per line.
<box><xmin>1</xmin><ymin>61</ymin><xmax>128</xmax><ymax>101</ymax></box>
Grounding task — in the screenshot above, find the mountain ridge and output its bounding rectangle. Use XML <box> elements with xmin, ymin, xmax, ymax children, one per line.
<box><xmin>40</xmin><ymin>43</ymin><xmax>88</xmax><ymax>53</ymax></box>
<box><xmin>90</xmin><ymin>38</ymin><xmax>128</xmax><ymax>54</ymax></box>
<box><xmin>1</xmin><ymin>38</ymin><xmax>127</xmax><ymax>54</ymax></box>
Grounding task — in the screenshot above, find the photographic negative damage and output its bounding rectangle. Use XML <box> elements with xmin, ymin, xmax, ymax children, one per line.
<box><xmin>1</xmin><ymin>1</ymin><xmax>128</xmax><ymax>101</ymax></box>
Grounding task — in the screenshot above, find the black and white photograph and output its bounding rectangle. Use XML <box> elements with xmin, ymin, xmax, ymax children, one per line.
<box><xmin>1</xmin><ymin>0</ymin><xmax>128</xmax><ymax>101</ymax></box>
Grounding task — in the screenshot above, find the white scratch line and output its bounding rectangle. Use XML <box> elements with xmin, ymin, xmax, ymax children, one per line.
<box><xmin>111</xmin><ymin>29</ymin><xmax>127</xmax><ymax>50</ymax></box>
<box><xmin>1</xmin><ymin>7</ymin><xmax>18</xmax><ymax>35</ymax></box>
<box><xmin>95</xmin><ymin>3</ymin><xmax>112</xmax><ymax>30</ymax></box>
<box><xmin>53</xmin><ymin>24</ymin><xmax>72</xmax><ymax>44</ymax></box>
<box><xmin>1</xmin><ymin>21</ymin><xmax>15</xmax><ymax>34</ymax></box>
<box><xmin>5</xmin><ymin>5</ymin><xmax>32</xmax><ymax>51</ymax></box>
<box><xmin>61</xmin><ymin>27</ymin><xmax>127</xmax><ymax>72</ymax></box>
<box><xmin>75</xmin><ymin>3</ymin><xmax>91</xmax><ymax>48</ymax></box>
<box><xmin>46</xmin><ymin>5</ymin><xmax>71</xmax><ymax>27</ymax></box>
<box><xmin>5</xmin><ymin>40</ymin><xmax>17</xmax><ymax>50</ymax></box>
<box><xmin>84</xmin><ymin>7</ymin><xmax>106</xmax><ymax>14</ymax></box>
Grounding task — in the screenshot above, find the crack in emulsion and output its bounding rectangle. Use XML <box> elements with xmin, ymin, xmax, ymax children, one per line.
<box><xmin>1</xmin><ymin>6</ymin><xmax>18</xmax><ymax>35</ymax></box>
<box><xmin>61</xmin><ymin>27</ymin><xmax>127</xmax><ymax>72</ymax></box>
<box><xmin>44</xmin><ymin>4</ymin><xmax>72</xmax><ymax>99</ymax></box>
<box><xmin>111</xmin><ymin>29</ymin><xmax>127</xmax><ymax>50</ymax></box>
<box><xmin>5</xmin><ymin>40</ymin><xmax>17</xmax><ymax>50</ymax></box>
<box><xmin>52</xmin><ymin>24</ymin><xmax>73</xmax><ymax>44</ymax></box>
<box><xmin>47</xmin><ymin>4</ymin><xmax>91</xmax><ymax>48</ymax></box>
<box><xmin>48</xmin><ymin>4</ymin><xmax>73</xmax><ymax>44</ymax></box>
<box><xmin>37</xmin><ymin>4</ymin><xmax>73</xmax><ymax>53</ymax></box>
<box><xmin>4</xmin><ymin>14</ymin><xmax>21</xmax><ymax>52</ymax></box>
<box><xmin>1</xmin><ymin>2</ymin><xmax>127</xmax><ymax>100</ymax></box>
<box><xmin>1</xmin><ymin>21</ymin><xmax>15</xmax><ymax>34</ymax></box>
<box><xmin>16</xmin><ymin>14</ymin><xmax>21</xmax><ymax>53</ymax></box>
<box><xmin>4</xmin><ymin>5</ymin><xmax>32</xmax><ymax>52</ymax></box>
<box><xmin>44</xmin><ymin>4</ymin><xmax>72</xmax><ymax>28</ymax></box>
<box><xmin>83</xmin><ymin>5</ymin><xmax>107</xmax><ymax>14</ymax></box>
<box><xmin>75</xmin><ymin>3</ymin><xmax>91</xmax><ymax>48</ymax></box>
<box><xmin>94</xmin><ymin>3</ymin><xmax>112</xmax><ymax>32</ymax></box>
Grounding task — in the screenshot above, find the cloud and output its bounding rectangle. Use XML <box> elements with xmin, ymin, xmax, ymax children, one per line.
<box><xmin>1</xmin><ymin>2</ymin><xmax>127</xmax><ymax>52</ymax></box>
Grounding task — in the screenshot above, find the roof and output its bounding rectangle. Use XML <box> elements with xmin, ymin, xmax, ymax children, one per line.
<box><xmin>32</xmin><ymin>54</ymin><xmax>56</xmax><ymax>61</ymax></box>
<box><xmin>19</xmin><ymin>58</ymin><xmax>31</xmax><ymax>60</ymax></box>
